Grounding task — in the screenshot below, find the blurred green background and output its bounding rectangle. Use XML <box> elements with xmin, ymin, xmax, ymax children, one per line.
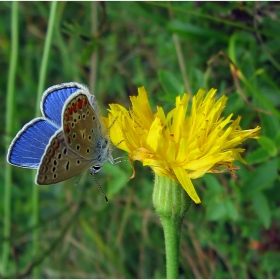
<box><xmin>1</xmin><ymin>1</ymin><xmax>280</xmax><ymax>278</ymax></box>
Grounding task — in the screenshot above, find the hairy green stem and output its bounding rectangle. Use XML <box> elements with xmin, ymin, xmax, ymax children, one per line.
<box><xmin>161</xmin><ymin>217</ymin><xmax>180</xmax><ymax>278</ymax></box>
<box><xmin>32</xmin><ymin>2</ymin><xmax>58</xmax><ymax>277</ymax></box>
<box><xmin>2</xmin><ymin>2</ymin><xmax>19</xmax><ymax>275</ymax></box>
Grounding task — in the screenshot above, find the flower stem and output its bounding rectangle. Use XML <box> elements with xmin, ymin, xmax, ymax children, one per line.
<box><xmin>161</xmin><ymin>217</ymin><xmax>180</xmax><ymax>279</ymax></box>
<box><xmin>153</xmin><ymin>174</ymin><xmax>191</xmax><ymax>278</ymax></box>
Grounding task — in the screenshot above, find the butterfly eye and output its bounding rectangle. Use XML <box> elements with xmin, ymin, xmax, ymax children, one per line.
<box><xmin>92</xmin><ymin>165</ymin><xmax>101</xmax><ymax>174</ymax></box>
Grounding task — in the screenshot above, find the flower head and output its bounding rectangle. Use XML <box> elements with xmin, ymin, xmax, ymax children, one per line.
<box><xmin>106</xmin><ymin>87</ymin><xmax>261</xmax><ymax>204</ymax></box>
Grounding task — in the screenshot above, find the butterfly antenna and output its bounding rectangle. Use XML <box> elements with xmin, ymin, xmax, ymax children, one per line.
<box><xmin>111</xmin><ymin>139</ymin><xmax>124</xmax><ymax>153</ymax></box>
<box><xmin>91</xmin><ymin>172</ymin><xmax>109</xmax><ymax>203</ymax></box>
<box><xmin>75</xmin><ymin>171</ymin><xmax>85</xmax><ymax>186</ymax></box>
<box><xmin>103</xmin><ymin>116</ymin><xmax>118</xmax><ymax>137</ymax></box>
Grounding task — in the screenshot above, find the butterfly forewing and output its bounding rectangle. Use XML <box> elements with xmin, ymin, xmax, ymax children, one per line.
<box><xmin>7</xmin><ymin>118</ymin><xmax>58</xmax><ymax>168</ymax></box>
<box><xmin>36</xmin><ymin>129</ymin><xmax>93</xmax><ymax>185</ymax></box>
<box><xmin>62</xmin><ymin>92</ymin><xmax>105</xmax><ymax>160</ymax></box>
<box><xmin>41</xmin><ymin>82</ymin><xmax>87</xmax><ymax>127</ymax></box>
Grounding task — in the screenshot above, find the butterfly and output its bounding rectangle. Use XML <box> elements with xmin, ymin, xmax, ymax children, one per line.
<box><xmin>7</xmin><ymin>82</ymin><xmax>114</xmax><ymax>187</ymax></box>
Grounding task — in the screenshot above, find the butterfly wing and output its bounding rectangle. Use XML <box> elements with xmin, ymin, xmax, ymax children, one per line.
<box><xmin>61</xmin><ymin>91</ymin><xmax>109</xmax><ymax>162</ymax></box>
<box><xmin>36</xmin><ymin>129</ymin><xmax>93</xmax><ymax>185</ymax></box>
<box><xmin>41</xmin><ymin>82</ymin><xmax>89</xmax><ymax>127</ymax></box>
<box><xmin>7</xmin><ymin>118</ymin><xmax>59</xmax><ymax>168</ymax></box>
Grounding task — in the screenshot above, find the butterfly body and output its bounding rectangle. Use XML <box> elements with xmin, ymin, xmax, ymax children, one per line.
<box><xmin>7</xmin><ymin>82</ymin><xmax>113</xmax><ymax>185</ymax></box>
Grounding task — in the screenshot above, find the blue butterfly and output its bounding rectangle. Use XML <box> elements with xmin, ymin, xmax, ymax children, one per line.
<box><xmin>7</xmin><ymin>82</ymin><xmax>114</xmax><ymax>186</ymax></box>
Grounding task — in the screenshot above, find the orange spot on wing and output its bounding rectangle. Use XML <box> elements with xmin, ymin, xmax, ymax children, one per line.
<box><xmin>65</xmin><ymin>123</ymin><xmax>70</xmax><ymax>133</ymax></box>
<box><xmin>72</xmin><ymin>102</ymin><xmax>77</xmax><ymax>112</ymax></box>
<box><xmin>43</xmin><ymin>157</ymin><xmax>48</xmax><ymax>164</ymax></box>
<box><xmin>48</xmin><ymin>149</ymin><xmax>55</xmax><ymax>158</ymax></box>
<box><xmin>53</xmin><ymin>141</ymin><xmax>59</xmax><ymax>149</ymax></box>
<box><xmin>78</xmin><ymin>99</ymin><xmax>83</xmax><ymax>109</ymax></box>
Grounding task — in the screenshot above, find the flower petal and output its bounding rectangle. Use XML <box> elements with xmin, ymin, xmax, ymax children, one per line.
<box><xmin>171</xmin><ymin>94</ymin><xmax>189</xmax><ymax>142</ymax></box>
<box><xmin>173</xmin><ymin>166</ymin><xmax>201</xmax><ymax>203</ymax></box>
<box><xmin>108</xmin><ymin>104</ymin><xmax>130</xmax><ymax>152</ymax></box>
<box><xmin>183</xmin><ymin>151</ymin><xmax>234</xmax><ymax>170</ymax></box>
<box><xmin>146</xmin><ymin>116</ymin><xmax>163</xmax><ymax>152</ymax></box>
<box><xmin>130</xmin><ymin>86</ymin><xmax>154</xmax><ymax>130</ymax></box>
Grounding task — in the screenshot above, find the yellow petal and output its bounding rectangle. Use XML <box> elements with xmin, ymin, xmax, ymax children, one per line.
<box><xmin>151</xmin><ymin>166</ymin><xmax>177</xmax><ymax>182</ymax></box>
<box><xmin>171</xmin><ymin>94</ymin><xmax>189</xmax><ymax>142</ymax></box>
<box><xmin>146</xmin><ymin>116</ymin><xmax>163</xmax><ymax>152</ymax></box>
<box><xmin>173</xmin><ymin>166</ymin><xmax>201</xmax><ymax>203</ymax></box>
<box><xmin>166</xmin><ymin>141</ymin><xmax>176</xmax><ymax>163</ymax></box>
<box><xmin>107</xmin><ymin>105</ymin><xmax>130</xmax><ymax>152</ymax></box>
<box><xmin>130</xmin><ymin>148</ymin><xmax>154</xmax><ymax>162</ymax></box>
<box><xmin>130</xmin><ymin>87</ymin><xmax>154</xmax><ymax>129</ymax></box>
<box><xmin>176</xmin><ymin>137</ymin><xmax>188</xmax><ymax>163</ymax></box>
<box><xmin>189</xmin><ymin>166</ymin><xmax>213</xmax><ymax>179</ymax></box>
<box><xmin>183</xmin><ymin>151</ymin><xmax>234</xmax><ymax>170</ymax></box>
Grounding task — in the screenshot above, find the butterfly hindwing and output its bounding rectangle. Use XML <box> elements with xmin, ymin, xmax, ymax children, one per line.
<box><xmin>36</xmin><ymin>129</ymin><xmax>93</xmax><ymax>185</ymax></box>
<box><xmin>62</xmin><ymin>91</ymin><xmax>107</xmax><ymax>160</ymax></box>
<box><xmin>7</xmin><ymin>118</ymin><xmax>59</xmax><ymax>168</ymax></box>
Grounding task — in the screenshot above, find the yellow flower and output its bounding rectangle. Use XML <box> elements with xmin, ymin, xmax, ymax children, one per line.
<box><xmin>106</xmin><ymin>87</ymin><xmax>261</xmax><ymax>204</ymax></box>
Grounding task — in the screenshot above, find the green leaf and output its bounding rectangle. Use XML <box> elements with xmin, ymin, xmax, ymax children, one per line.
<box><xmin>168</xmin><ymin>20</ymin><xmax>228</xmax><ymax>42</ymax></box>
<box><xmin>225</xmin><ymin>200</ymin><xmax>238</xmax><ymax>221</ymax></box>
<box><xmin>251</xmin><ymin>192</ymin><xmax>271</xmax><ymax>229</ymax></box>
<box><xmin>103</xmin><ymin>163</ymin><xmax>128</xmax><ymax>199</ymax></box>
<box><xmin>274</xmin><ymin>131</ymin><xmax>280</xmax><ymax>149</ymax></box>
<box><xmin>263</xmin><ymin>252</ymin><xmax>280</xmax><ymax>273</ymax></box>
<box><xmin>157</xmin><ymin>69</ymin><xmax>183</xmax><ymax>96</ymax></box>
<box><xmin>260</xmin><ymin>112</ymin><xmax>280</xmax><ymax>139</ymax></box>
<box><xmin>206</xmin><ymin>198</ymin><xmax>238</xmax><ymax>221</ymax></box>
<box><xmin>245</xmin><ymin>148</ymin><xmax>270</xmax><ymax>165</ymax></box>
<box><xmin>258</xmin><ymin>136</ymin><xmax>278</xmax><ymax>157</ymax></box>
<box><xmin>206</xmin><ymin>199</ymin><xmax>227</xmax><ymax>221</ymax></box>
<box><xmin>203</xmin><ymin>174</ymin><xmax>223</xmax><ymax>193</ymax></box>
<box><xmin>241</xmin><ymin>158</ymin><xmax>278</xmax><ymax>197</ymax></box>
